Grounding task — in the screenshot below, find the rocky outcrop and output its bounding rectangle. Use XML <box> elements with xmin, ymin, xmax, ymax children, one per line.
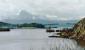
<box><xmin>59</xmin><ymin>18</ymin><xmax>85</xmax><ymax>47</ymax></box>
<box><xmin>72</xmin><ymin>18</ymin><xmax>85</xmax><ymax>38</ymax></box>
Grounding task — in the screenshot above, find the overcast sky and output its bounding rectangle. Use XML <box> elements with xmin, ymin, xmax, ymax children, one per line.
<box><xmin>0</xmin><ymin>0</ymin><xmax>85</xmax><ymax>21</ymax></box>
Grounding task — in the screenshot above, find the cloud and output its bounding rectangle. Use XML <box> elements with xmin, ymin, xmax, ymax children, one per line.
<box><xmin>0</xmin><ymin>0</ymin><xmax>85</xmax><ymax>21</ymax></box>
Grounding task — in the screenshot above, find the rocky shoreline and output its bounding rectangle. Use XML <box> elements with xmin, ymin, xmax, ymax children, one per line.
<box><xmin>57</xmin><ymin>18</ymin><xmax>85</xmax><ymax>47</ymax></box>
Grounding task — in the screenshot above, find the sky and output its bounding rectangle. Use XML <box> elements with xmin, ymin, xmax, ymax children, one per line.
<box><xmin>0</xmin><ymin>0</ymin><xmax>85</xmax><ymax>21</ymax></box>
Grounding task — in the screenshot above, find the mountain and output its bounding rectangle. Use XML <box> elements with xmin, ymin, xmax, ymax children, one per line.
<box><xmin>3</xmin><ymin>10</ymin><xmax>79</xmax><ymax>24</ymax></box>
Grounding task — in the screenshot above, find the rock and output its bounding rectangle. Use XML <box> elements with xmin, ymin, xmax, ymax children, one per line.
<box><xmin>72</xmin><ymin>18</ymin><xmax>85</xmax><ymax>39</ymax></box>
<box><xmin>59</xmin><ymin>18</ymin><xmax>85</xmax><ymax>47</ymax></box>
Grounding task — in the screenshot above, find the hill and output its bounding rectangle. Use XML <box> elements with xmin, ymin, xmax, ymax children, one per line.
<box><xmin>0</xmin><ymin>22</ymin><xmax>17</xmax><ymax>29</ymax></box>
<box><xmin>59</xmin><ymin>18</ymin><xmax>85</xmax><ymax>46</ymax></box>
<box><xmin>17</xmin><ymin>23</ymin><xmax>45</xmax><ymax>28</ymax></box>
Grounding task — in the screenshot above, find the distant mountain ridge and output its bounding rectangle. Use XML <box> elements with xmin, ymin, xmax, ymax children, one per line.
<box><xmin>0</xmin><ymin>22</ymin><xmax>17</xmax><ymax>29</ymax></box>
<box><xmin>0</xmin><ymin>22</ymin><xmax>46</xmax><ymax>29</ymax></box>
<box><xmin>3</xmin><ymin>10</ymin><xmax>79</xmax><ymax>24</ymax></box>
<box><xmin>0</xmin><ymin>10</ymin><xmax>79</xmax><ymax>29</ymax></box>
<box><xmin>0</xmin><ymin>21</ymin><xmax>76</xmax><ymax>29</ymax></box>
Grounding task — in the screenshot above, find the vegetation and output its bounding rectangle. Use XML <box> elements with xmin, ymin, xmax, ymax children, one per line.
<box><xmin>0</xmin><ymin>22</ymin><xmax>17</xmax><ymax>29</ymax></box>
<box><xmin>0</xmin><ymin>22</ymin><xmax>45</xmax><ymax>29</ymax></box>
<box><xmin>18</xmin><ymin>23</ymin><xmax>45</xmax><ymax>28</ymax></box>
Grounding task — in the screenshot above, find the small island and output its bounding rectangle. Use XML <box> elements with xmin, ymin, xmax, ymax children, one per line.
<box><xmin>0</xmin><ymin>22</ymin><xmax>45</xmax><ymax>31</ymax></box>
<box><xmin>17</xmin><ymin>23</ymin><xmax>45</xmax><ymax>29</ymax></box>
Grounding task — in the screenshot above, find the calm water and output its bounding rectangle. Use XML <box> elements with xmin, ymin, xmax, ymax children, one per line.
<box><xmin>0</xmin><ymin>29</ymin><xmax>84</xmax><ymax>50</ymax></box>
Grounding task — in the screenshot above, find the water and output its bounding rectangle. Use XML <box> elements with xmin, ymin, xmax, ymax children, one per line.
<box><xmin>45</xmin><ymin>22</ymin><xmax>75</xmax><ymax>28</ymax></box>
<box><xmin>0</xmin><ymin>29</ymin><xmax>84</xmax><ymax>50</ymax></box>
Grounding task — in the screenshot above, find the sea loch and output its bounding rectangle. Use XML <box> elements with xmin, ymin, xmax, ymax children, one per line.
<box><xmin>0</xmin><ymin>29</ymin><xmax>84</xmax><ymax>50</ymax></box>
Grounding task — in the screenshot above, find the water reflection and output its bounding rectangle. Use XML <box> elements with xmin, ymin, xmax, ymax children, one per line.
<box><xmin>0</xmin><ymin>29</ymin><xmax>84</xmax><ymax>50</ymax></box>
